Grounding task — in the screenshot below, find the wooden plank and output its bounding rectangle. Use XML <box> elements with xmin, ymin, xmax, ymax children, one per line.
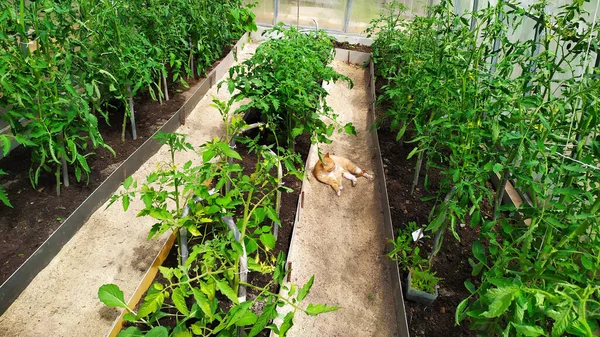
<box><xmin>106</xmin><ymin>232</ymin><xmax>176</xmax><ymax>337</ymax></box>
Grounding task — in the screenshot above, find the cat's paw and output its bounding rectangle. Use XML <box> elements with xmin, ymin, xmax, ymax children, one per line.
<box><xmin>351</xmin><ymin>180</ymin><xmax>357</xmax><ymax>187</ymax></box>
<box><xmin>363</xmin><ymin>171</ymin><xmax>375</xmax><ymax>180</ymax></box>
<box><xmin>336</xmin><ymin>190</ymin><xmax>342</xmax><ymax>196</ymax></box>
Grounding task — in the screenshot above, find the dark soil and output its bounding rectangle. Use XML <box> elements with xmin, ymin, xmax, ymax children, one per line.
<box><xmin>333</xmin><ymin>40</ymin><xmax>373</xmax><ymax>53</ymax></box>
<box><xmin>0</xmin><ymin>43</ymin><xmax>235</xmax><ymax>284</ymax></box>
<box><xmin>375</xmin><ymin>77</ymin><xmax>481</xmax><ymax>337</ymax></box>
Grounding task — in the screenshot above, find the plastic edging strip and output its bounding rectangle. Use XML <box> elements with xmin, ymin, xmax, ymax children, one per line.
<box><xmin>368</xmin><ymin>60</ymin><xmax>411</xmax><ymax>337</ymax></box>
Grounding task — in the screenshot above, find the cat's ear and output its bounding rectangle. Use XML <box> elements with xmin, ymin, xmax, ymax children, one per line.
<box><xmin>325</xmin><ymin>152</ymin><xmax>330</xmax><ymax>158</ymax></box>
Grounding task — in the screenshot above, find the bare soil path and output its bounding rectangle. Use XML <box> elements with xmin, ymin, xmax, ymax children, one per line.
<box><xmin>0</xmin><ymin>43</ymin><xmax>258</xmax><ymax>337</ymax></box>
<box><xmin>280</xmin><ymin>60</ymin><xmax>398</xmax><ymax>336</ymax></box>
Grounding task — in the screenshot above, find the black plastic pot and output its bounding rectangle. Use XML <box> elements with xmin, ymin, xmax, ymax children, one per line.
<box><xmin>405</xmin><ymin>272</ymin><xmax>438</xmax><ymax>305</ymax></box>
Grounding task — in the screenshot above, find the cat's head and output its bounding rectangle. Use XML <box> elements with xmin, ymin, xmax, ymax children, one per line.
<box><xmin>321</xmin><ymin>153</ymin><xmax>336</xmax><ymax>172</ymax></box>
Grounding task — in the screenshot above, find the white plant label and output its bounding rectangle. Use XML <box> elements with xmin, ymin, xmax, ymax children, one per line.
<box><xmin>411</xmin><ymin>228</ymin><xmax>424</xmax><ymax>242</ymax></box>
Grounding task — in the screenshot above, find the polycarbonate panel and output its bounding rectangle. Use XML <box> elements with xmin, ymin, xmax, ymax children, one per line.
<box><xmin>249</xmin><ymin>0</ymin><xmax>275</xmax><ymax>25</ymax></box>
<box><xmin>347</xmin><ymin>0</ymin><xmax>387</xmax><ymax>34</ymax></box>
<box><xmin>549</xmin><ymin>0</ymin><xmax>600</xmax><ymax>91</ymax></box>
<box><xmin>277</xmin><ymin>0</ymin><xmax>347</xmax><ymax>31</ymax></box>
<box><xmin>411</xmin><ymin>0</ymin><xmax>430</xmax><ymax>17</ymax></box>
<box><xmin>455</xmin><ymin>0</ymin><xmax>474</xmax><ymax>14</ymax></box>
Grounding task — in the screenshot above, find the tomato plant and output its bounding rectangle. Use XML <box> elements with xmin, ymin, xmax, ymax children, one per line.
<box><xmin>101</xmin><ymin>127</ymin><xmax>337</xmax><ymax>336</ymax></box>
<box><xmin>224</xmin><ymin>24</ymin><xmax>355</xmax><ymax>151</ymax></box>
<box><xmin>371</xmin><ymin>0</ymin><xmax>600</xmax><ymax>335</ymax></box>
<box><xmin>0</xmin><ymin>0</ymin><xmax>256</xmax><ymax>197</ymax></box>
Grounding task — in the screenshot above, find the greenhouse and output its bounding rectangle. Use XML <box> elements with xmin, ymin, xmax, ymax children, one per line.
<box><xmin>0</xmin><ymin>0</ymin><xmax>599</xmax><ymax>336</ymax></box>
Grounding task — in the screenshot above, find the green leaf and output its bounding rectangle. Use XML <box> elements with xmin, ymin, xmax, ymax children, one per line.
<box><xmin>298</xmin><ymin>276</ymin><xmax>314</xmax><ymax>302</ymax></box>
<box><xmin>226</xmin><ymin>301</ymin><xmax>253</xmax><ymax>329</ymax></box>
<box><xmin>561</xmin><ymin>165</ymin><xmax>587</xmax><ymax>173</ymax></box>
<box><xmin>172</xmin><ymin>287</ymin><xmax>189</xmax><ymax>316</ymax></box>
<box><xmin>455</xmin><ymin>297</ymin><xmax>469</xmax><ymax>325</ymax></box>
<box><xmin>472</xmin><ymin>240</ymin><xmax>486</xmax><ymax>264</ymax></box>
<box><xmin>217</xmin><ymin>142</ymin><xmax>242</xmax><ymax>160</ymax></box>
<box><xmin>470</xmin><ymin>210</ymin><xmax>481</xmax><ymax>227</ymax></box>
<box><xmin>122</xmin><ymin>195</ymin><xmax>130</xmax><ymax>212</ymax></box>
<box><xmin>123</xmin><ymin>313</ymin><xmax>138</xmax><ymax>322</ymax></box>
<box><xmin>259</xmin><ymin>233</ymin><xmax>276</xmax><ymax>250</ymax></box>
<box><xmin>159</xmin><ymin>266</ymin><xmax>173</xmax><ymax>280</ymax></box>
<box><xmin>149</xmin><ymin>209</ymin><xmax>172</xmax><ymax>221</ymax></box>
<box><xmin>137</xmin><ymin>285</ymin><xmax>165</xmax><ymax>318</ymax></box>
<box><xmin>1</xmin><ymin>136</ymin><xmax>10</xmax><ymax>156</ymax></box>
<box><xmin>227</xmin><ymin>79</ymin><xmax>236</xmax><ymax>93</ymax></box>
<box><xmin>202</xmin><ymin>149</ymin><xmax>216</xmax><ymax>162</ymax></box>
<box><xmin>192</xmin><ymin>288</ymin><xmax>213</xmax><ymax>318</ymax></box>
<box><xmin>482</xmin><ymin>286</ymin><xmax>518</xmax><ymax>318</ymax></box>
<box><xmin>116</xmin><ymin>327</ymin><xmax>144</xmax><ymax>337</ymax></box>
<box><xmin>464</xmin><ymin>280</ymin><xmax>476</xmax><ymax>294</ymax></box>
<box><xmin>343</xmin><ymin>123</ymin><xmax>356</xmax><ymax>135</ymax></box>
<box><xmin>291</xmin><ymin>127</ymin><xmax>304</xmax><ymax>139</ymax></box>
<box><xmin>305</xmin><ymin>303</ymin><xmax>340</xmax><ymax>316</ymax></box>
<box><xmin>123</xmin><ymin>176</ymin><xmax>133</xmax><ymax>189</ymax></box>
<box><xmin>235</xmin><ymin>310</ymin><xmax>258</xmax><ymax>326</ymax></box>
<box><xmin>549</xmin><ymin>306</ymin><xmax>570</xmax><ymax>336</ymax></box>
<box><xmin>512</xmin><ymin>323</ymin><xmax>545</xmax><ymax>336</ymax></box>
<box><xmin>279</xmin><ymin>311</ymin><xmax>295</xmax><ymax>336</ymax></box>
<box><xmin>406</xmin><ymin>146</ymin><xmax>421</xmax><ymax>160</ymax></box>
<box><xmin>190</xmin><ymin>324</ymin><xmax>203</xmax><ymax>335</ymax></box>
<box><xmin>581</xmin><ymin>254</ymin><xmax>595</xmax><ymax>271</ymax></box>
<box><xmin>98</xmin><ymin>284</ymin><xmax>128</xmax><ymax>309</ymax></box>
<box><xmin>145</xmin><ymin>326</ymin><xmax>168</xmax><ymax>337</ymax></box>
<box><xmin>248</xmin><ymin>303</ymin><xmax>275</xmax><ymax>337</ymax></box>
<box><xmin>426</xmin><ymin>211</ymin><xmax>446</xmax><ymax>232</ymax></box>
<box><xmin>215</xmin><ymin>279</ymin><xmax>239</xmax><ymax>304</ymax></box>
<box><xmin>545</xmin><ymin>217</ymin><xmax>567</xmax><ymax>229</ymax></box>
<box><xmin>0</xmin><ymin>186</ymin><xmax>12</xmax><ymax>208</ymax></box>
<box><xmin>492</xmin><ymin>163</ymin><xmax>503</xmax><ymax>174</ymax></box>
<box><xmin>172</xmin><ymin>329</ymin><xmax>192</xmax><ymax>337</ymax></box>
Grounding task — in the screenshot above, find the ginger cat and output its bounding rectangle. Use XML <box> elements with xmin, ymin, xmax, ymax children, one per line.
<box><xmin>313</xmin><ymin>153</ymin><xmax>374</xmax><ymax>196</ymax></box>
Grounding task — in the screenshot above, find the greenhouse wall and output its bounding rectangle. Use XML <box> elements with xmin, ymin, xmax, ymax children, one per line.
<box><xmin>250</xmin><ymin>0</ymin><xmax>599</xmax><ymax>72</ymax></box>
<box><xmin>250</xmin><ymin>0</ymin><xmax>599</xmax><ymax>38</ymax></box>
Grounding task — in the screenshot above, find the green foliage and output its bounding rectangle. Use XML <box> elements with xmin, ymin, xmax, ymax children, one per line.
<box><xmin>0</xmin><ymin>0</ymin><xmax>114</xmax><ymax>195</ymax></box>
<box><xmin>372</xmin><ymin>0</ymin><xmax>600</xmax><ymax>334</ymax></box>
<box><xmin>0</xmin><ymin>134</ymin><xmax>12</xmax><ymax>207</ymax></box>
<box><xmin>225</xmin><ymin>24</ymin><xmax>354</xmax><ymax>149</ymax></box>
<box><xmin>409</xmin><ymin>268</ymin><xmax>442</xmax><ymax>295</ymax></box>
<box><xmin>388</xmin><ymin>222</ymin><xmax>441</xmax><ymax>294</ymax></box>
<box><xmin>102</xmin><ymin>118</ymin><xmax>336</xmax><ymax>335</ymax></box>
<box><xmin>0</xmin><ymin>0</ymin><xmax>255</xmax><ymax>197</ymax></box>
<box><xmin>387</xmin><ymin>222</ymin><xmax>428</xmax><ymax>269</ymax></box>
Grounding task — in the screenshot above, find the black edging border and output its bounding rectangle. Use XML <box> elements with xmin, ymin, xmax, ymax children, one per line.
<box><xmin>0</xmin><ymin>33</ymin><xmax>250</xmax><ymax>316</ymax></box>
<box><xmin>366</xmin><ymin>58</ymin><xmax>411</xmax><ymax>337</ymax></box>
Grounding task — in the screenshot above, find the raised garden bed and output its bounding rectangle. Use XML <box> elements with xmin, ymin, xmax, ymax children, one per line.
<box><xmin>376</xmin><ymin>120</ymin><xmax>480</xmax><ymax>337</ymax></box>
<box><xmin>106</xmin><ymin>132</ymin><xmax>312</xmax><ymax>336</ymax></box>
<box><xmin>367</xmin><ymin>1</ymin><xmax>600</xmax><ymax>336</ymax></box>
<box><xmin>0</xmin><ymin>34</ymin><xmax>250</xmax><ymax>315</ymax></box>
